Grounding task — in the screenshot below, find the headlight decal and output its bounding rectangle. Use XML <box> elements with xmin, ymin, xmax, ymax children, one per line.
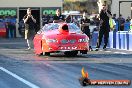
<box><xmin>46</xmin><ymin>39</ymin><xmax>58</xmax><ymax>43</ymax></box>
<box><xmin>78</xmin><ymin>38</ymin><xmax>89</xmax><ymax>42</ymax></box>
<box><xmin>60</xmin><ymin>39</ymin><xmax>76</xmax><ymax>44</ymax></box>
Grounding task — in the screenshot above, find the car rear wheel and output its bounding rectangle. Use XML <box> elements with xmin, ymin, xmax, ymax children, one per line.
<box><xmin>80</xmin><ymin>50</ymin><xmax>88</xmax><ymax>54</ymax></box>
<box><xmin>64</xmin><ymin>51</ymin><xmax>78</xmax><ymax>56</ymax></box>
<box><xmin>36</xmin><ymin>53</ymin><xmax>43</xmax><ymax>56</ymax></box>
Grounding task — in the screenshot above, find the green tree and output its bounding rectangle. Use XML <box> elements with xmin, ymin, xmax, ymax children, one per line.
<box><xmin>63</xmin><ymin>0</ymin><xmax>98</xmax><ymax>14</ymax></box>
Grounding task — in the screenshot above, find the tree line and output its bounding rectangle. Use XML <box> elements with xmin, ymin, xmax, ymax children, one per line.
<box><xmin>63</xmin><ymin>0</ymin><xmax>98</xmax><ymax>14</ymax></box>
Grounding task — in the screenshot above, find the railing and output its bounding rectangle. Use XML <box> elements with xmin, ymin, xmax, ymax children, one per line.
<box><xmin>92</xmin><ymin>31</ymin><xmax>132</xmax><ymax>51</ymax></box>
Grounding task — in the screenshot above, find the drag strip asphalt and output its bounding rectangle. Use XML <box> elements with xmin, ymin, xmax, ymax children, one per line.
<box><xmin>0</xmin><ymin>66</ymin><xmax>40</xmax><ymax>88</ymax></box>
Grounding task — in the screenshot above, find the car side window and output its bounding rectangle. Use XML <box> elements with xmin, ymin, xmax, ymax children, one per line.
<box><xmin>68</xmin><ymin>23</ymin><xmax>80</xmax><ymax>32</ymax></box>
<box><xmin>41</xmin><ymin>23</ymin><xmax>80</xmax><ymax>33</ymax></box>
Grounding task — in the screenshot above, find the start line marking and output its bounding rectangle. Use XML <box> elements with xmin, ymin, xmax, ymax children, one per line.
<box><xmin>0</xmin><ymin>67</ymin><xmax>40</xmax><ymax>88</ymax></box>
<box><xmin>104</xmin><ymin>51</ymin><xmax>127</xmax><ymax>55</ymax></box>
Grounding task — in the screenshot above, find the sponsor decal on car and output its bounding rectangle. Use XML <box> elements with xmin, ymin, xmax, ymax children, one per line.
<box><xmin>60</xmin><ymin>46</ymin><xmax>78</xmax><ymax>50</ymax></box>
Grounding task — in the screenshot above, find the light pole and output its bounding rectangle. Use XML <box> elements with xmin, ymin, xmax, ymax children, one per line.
<box><xmin>131</xmin><ymin>3</ymin><xmax>132</xmax><ymax>18</ymax></box>
<box><xmin>130</xmin><ymin>3</ymin><xmax>132</xmax><ymax>30</ymax></box>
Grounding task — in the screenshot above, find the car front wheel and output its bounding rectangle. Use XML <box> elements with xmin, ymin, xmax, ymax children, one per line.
<box><xmin>64</xmin><ymin>51</ymin><xmax>78</xmax><ymax>56</ymax></box>
<box><xmin>43</xmin><ymin>52</ymin><xmax>50</xmax><ymax>56</ymax></box>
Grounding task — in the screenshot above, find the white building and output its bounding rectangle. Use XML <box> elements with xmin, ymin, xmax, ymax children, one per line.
<box><xmin>111</xmin><ymin>0</ymin><xmax>132</xmax><ymax>19</ymax></box>
<box><xmin>98</xmin><ymin>0</ymin><xmax>132</xmax><ymax>19</ymax></box>
<box><xmin>0</xmin><ymin>0</ymin><xmax>62</xmax><ymax>32</ymax></box>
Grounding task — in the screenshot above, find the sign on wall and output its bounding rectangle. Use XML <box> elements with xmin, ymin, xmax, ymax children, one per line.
<box><xmin>0</xmin><ymin>8</ymin><xmax>17</xmax><ymax>16</ymax></box>
<box><xmin>42</xmin><ymin>7</ymin><xmax>61</xmax><ymax>15</ymax></box>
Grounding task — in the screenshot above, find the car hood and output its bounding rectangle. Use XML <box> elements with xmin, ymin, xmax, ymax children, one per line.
<box><xmin>42</xmin><ymin>29</ymin><xmax>87</xmax><ymax>39</ymax></box>
<box><xmin>44</xmin><ymin>29</ymin><xmax>79</xmax><ymax>35</ymax></box>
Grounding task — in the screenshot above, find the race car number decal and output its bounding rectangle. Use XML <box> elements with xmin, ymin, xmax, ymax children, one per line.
<box><xmin>60</xmin><ymin>46</ymin><xmax>78</xmax><ymax>50</ymax></box>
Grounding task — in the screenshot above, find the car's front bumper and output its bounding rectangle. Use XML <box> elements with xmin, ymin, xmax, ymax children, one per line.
<box><xmin>46</xmin><ymin>43</ymin><xmax>89</xmax><ymax>52</ymax></box>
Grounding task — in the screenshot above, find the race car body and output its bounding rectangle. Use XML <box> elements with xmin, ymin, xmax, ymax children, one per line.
<box><xmin>0</xmin><ymin>21</ymin><xmax>6</xmax><ymax>38</ymax></box>
<box><xmin>34</xmin><ymin>23</ymin><xmax>89</xmax><ymax>56</ymax></box>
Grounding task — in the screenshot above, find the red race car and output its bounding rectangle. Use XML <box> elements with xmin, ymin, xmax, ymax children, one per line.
<box><xmin>0</xmin><ymin>21</ymin><xmax>6</xmax><ymax>38</ymax></box>
<box><xmin>34</xmin><ymin>23</ymin><xmax>89</xmax><ymax>56</ymax></box>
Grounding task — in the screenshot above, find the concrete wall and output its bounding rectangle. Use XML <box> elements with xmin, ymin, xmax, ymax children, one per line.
<box><xmin>96</xmin><ymin>0</ymin><xmax>132</xmax><ymax>19</ymax></box>
<box><xmin>120</xmin><ymin>1</ymin><xmax>131</xmax><ymax>18</ymax></box>
<box><xmin>0</xmin><ymin>0</ymin><xmax>62</xmax><ymax>7</ymax></box>
<box><xmin>111</xmin><ymin>0</ymin><xmax>132</xmax><ymax>19</ymax></box>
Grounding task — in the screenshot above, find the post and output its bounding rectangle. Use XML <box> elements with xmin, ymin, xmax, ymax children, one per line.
<box><xmin>131</xmin><ymin>3</ymin><xmax>132</xmax><ymax>18</ymax></box>
<box><xmin>130</xmin><ymin>3</ymin><xmax>132</xmax><ymax>30</ymax></box>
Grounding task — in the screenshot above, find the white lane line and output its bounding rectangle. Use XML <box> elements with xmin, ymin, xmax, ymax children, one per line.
<box><xmin>0</xmin><ymin>67</ymin><xmax>40</xmax><ymax>88</ymax></box>
<box><xmin>114</xmin><ymin>52</ymin><xmax>127</xmax><ymax>54</ymax></box>
<box><xmin>120</xmin><ymin>52</ymin><xmax>127</xmax><ymax>54</ymax></box>
<box><xmin>105</xmin><ymin>51</ymin><xmax>111</xmax><ymax>53</ymax></box>
<box><xmin>114</xmin><ymin>52</ymin><xmax>120</xmax><ymax>54</ymax></box>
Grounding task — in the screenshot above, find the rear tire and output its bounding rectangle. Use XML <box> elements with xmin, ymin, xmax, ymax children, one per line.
<box><xmin>80</xmin><ymin>50</ymin><xmax>88</xmax><ymax>54</ymax></box>
<box><xmin>64</xmin><ymin>51</ymin><xmax>78</xmax><ymax>56</ymax></box>
<box><xmin>36</xmin><ymin>53</ymin><xmax>43</xmax><ymax>56</ymax></box>
<box><xmin>43</xmin><ymin>52</ymin><xmax>50</xmax><ymax>56</ymax></box>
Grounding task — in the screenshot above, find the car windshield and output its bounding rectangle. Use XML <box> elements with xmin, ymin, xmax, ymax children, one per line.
<box><xmin>41</xmin><ymin>23</ymin><xmax>80</xmax><ymax>32</ymax></box>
